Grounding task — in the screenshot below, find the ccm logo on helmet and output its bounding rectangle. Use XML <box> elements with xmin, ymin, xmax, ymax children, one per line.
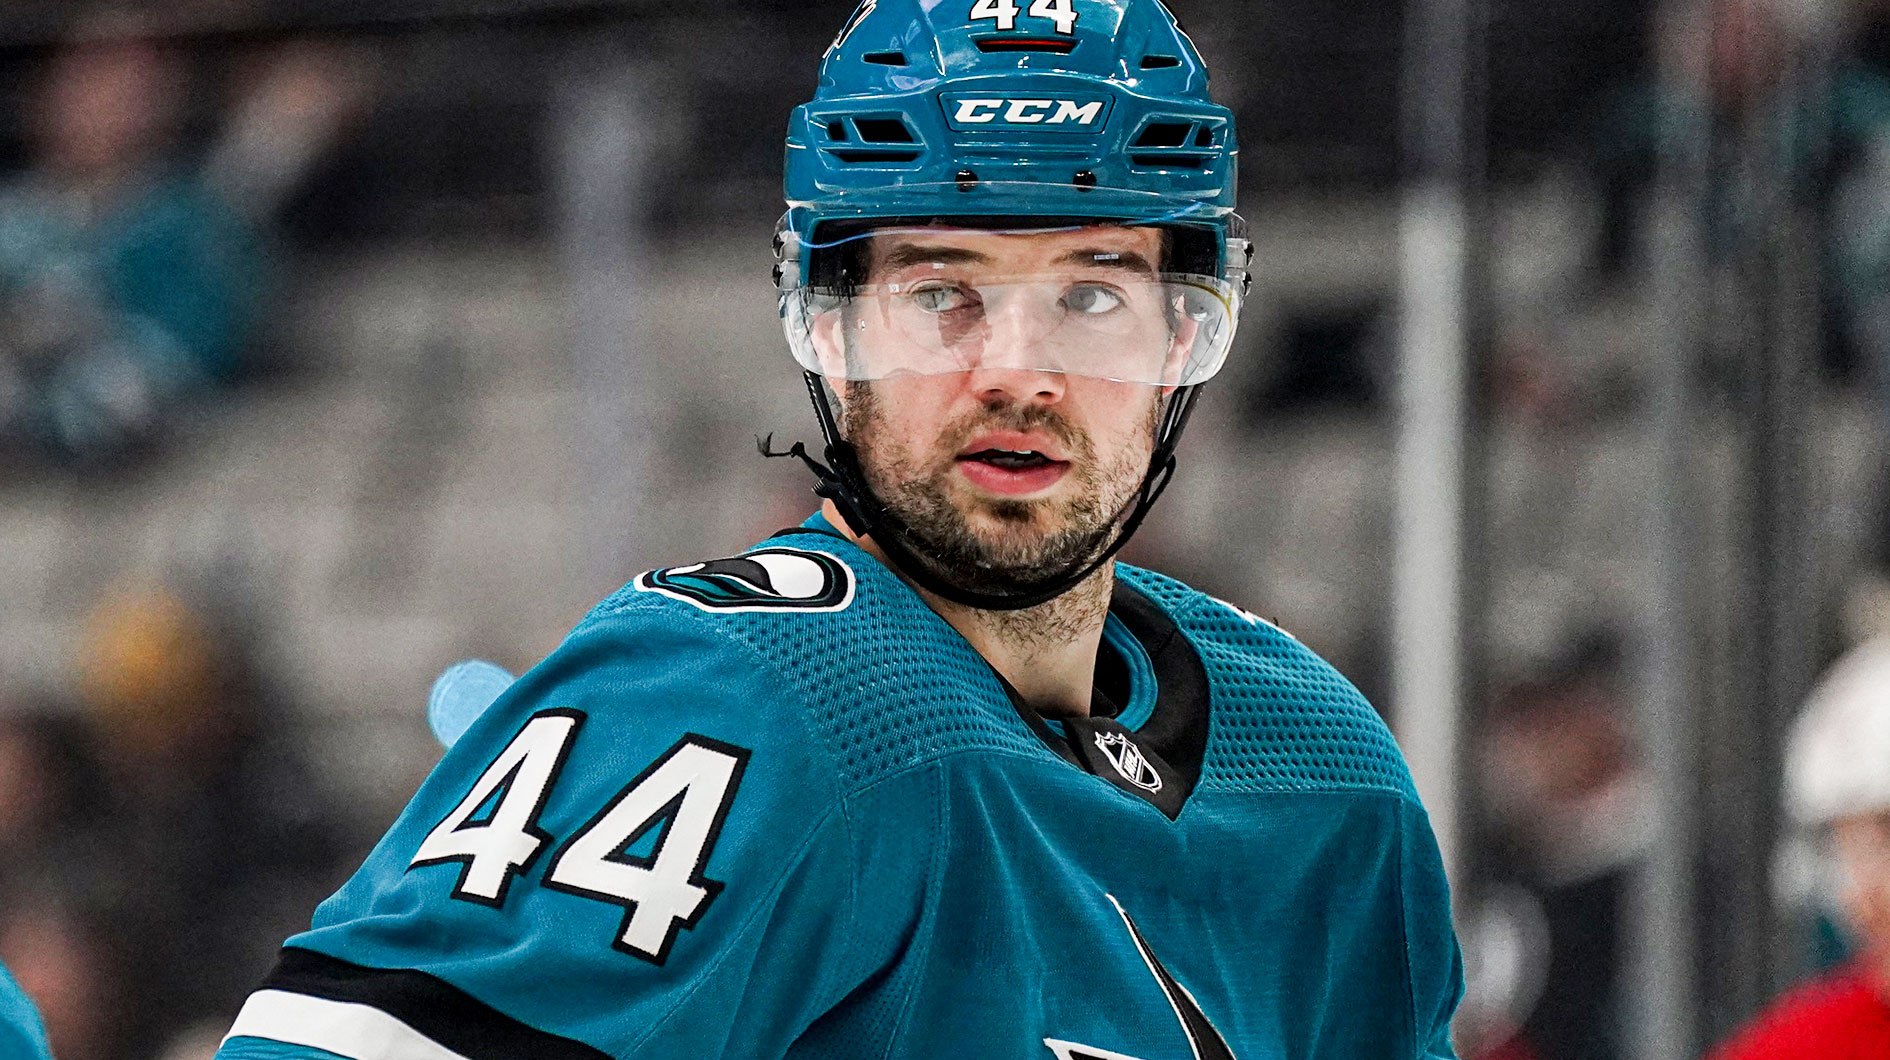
<box><xmin>944</xmin><ymin>96</ymin><xmax>1109</xmax><ymax>129</ymax></box>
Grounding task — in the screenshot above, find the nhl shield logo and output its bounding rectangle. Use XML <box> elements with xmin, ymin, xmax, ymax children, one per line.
<box><xmin>636</xmin><ymin>547</ymin><xmax>854</xmax><ymax>613</ymax></box>
<box><xmin>1093</xmin><ymin>731</ymin><xmax>1162</xmax><ymax>794</ymax></box>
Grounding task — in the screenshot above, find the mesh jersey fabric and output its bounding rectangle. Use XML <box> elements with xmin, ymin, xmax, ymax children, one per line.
<box><xmin>217</xmin><ymin>518</ymin><xmax>1461</xmax><ymax>1060</ymax></box>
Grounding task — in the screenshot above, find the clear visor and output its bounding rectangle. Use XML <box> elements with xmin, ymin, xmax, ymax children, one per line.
<box><xmin>780</xmin><ymin>228</ymin><xmax>1243</xmax><ymax>387</ymax></box>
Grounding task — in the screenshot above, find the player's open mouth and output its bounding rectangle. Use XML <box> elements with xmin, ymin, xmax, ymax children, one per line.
<box><xmin>963</xmin><ymin>448</ymin><xmax>1054</xmax><ymax>470</ymax></box>
<box><xmin>955</xmin><ymin>448</ymin><xmax>1071</xmax><ymax>495</ymax></box>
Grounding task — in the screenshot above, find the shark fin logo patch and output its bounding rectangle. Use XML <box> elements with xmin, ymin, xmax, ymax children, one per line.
<box><xmin>636</xmin><ymin>548</ymin><xmax>855</xmax><ymax>613</ymax></box>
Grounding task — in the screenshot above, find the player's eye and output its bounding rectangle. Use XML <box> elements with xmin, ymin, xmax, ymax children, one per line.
<box><xmin>1063</xmin><ymin>283</ymin><xmax>1124</xmax><ymax>315</ymax></box>
<box><xmin>909</xmin><ymin>282</ymin><xmax>974</xmax><ymax>313</ymax></box>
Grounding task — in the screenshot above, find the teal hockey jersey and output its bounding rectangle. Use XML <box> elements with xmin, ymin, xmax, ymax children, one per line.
<box><xmin>217</xmin><ymin>516</ymin><xmax>1462</xmax><ymax>1060</ymax></box>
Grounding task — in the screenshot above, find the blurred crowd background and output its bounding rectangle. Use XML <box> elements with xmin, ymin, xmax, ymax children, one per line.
<box><xmin>1</xmin><ymin>0</ymin><xmax>1888</xmax><ymax>1058</ymax></box>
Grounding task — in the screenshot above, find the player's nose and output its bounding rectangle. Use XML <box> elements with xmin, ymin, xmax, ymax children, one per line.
<box><xmin>964</xmin><ymin>296</ymin><xmax>1066</xmax><ymax>403</ymax></box>
<box><xmin>965</xmin><ymin>363</ymin><xmax>1067</xmax><ymax>405</ymax></box>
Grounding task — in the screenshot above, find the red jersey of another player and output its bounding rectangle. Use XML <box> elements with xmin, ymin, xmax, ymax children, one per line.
<box><xmin>1707</xmin><ymin>963</ymin><xmax>1890</xmax><ymax>1059</ymax></box>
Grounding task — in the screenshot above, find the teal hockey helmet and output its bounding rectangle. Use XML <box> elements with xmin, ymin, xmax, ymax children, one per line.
<box><xmin>778</xmin><ymin>0</ymin><xmax>1246</xmax><ymax>292</ymax></box>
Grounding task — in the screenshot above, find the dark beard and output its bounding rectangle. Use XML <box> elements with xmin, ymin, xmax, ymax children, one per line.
<box><xmin>842</xmin><ymin>381</ymin><xmax>1158</xmax><ymax>596</ymax></box>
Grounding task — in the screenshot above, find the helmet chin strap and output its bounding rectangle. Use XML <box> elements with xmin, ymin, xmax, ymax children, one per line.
<box><xmin>764</xmin><ymin>371</ymin><xmax>1198</xmax><ymax>612</ymax></box>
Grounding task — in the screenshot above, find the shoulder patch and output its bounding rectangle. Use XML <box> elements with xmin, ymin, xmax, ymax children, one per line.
<box><xmin>635</xmin><ymin>547</ymin><xmax>855</xmax><ymax>614</ymax></box>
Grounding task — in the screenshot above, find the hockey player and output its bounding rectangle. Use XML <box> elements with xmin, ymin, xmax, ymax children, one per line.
<box><xmin>1705</xmin><ymin>639</ymin><xmax>1890</xmax><ymax>1056</ymax></box>
<box><xmin>215</xmin><ymin>2</ymin><xmax>1462</xmax><ymax>1058</ymax></box>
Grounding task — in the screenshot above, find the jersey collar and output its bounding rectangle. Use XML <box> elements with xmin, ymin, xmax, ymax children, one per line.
<box><xmin>783</xmin><ymin>511</ymin><xmax>1211</xmax><ymax>819</ymax></box>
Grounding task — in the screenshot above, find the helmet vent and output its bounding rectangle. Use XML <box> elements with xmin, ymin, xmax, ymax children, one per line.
<box><xmin>1132</xmin><ymin>122</ymin><xmax>1195</xmax><ymax>148</ymax></box>
<box><xmin>1194</xmin><ymin>127</ymin><xmax>1215</xmax><ymax>147</ymax></box>
<box><xmin>829</xmin><ymin>149</ymin><xmax>924</xmax><ymax>164</ymax></box>
<box><xmin>826</xmin><ymin>122</ymin><xmax>848</xmax><ymax>141</ymax></box>
<box><xmin>1132</xmin><ymin>154</ymin><xmax>1207</xmax><ymax>170</ymax></box>
<box><xmin>853</xmin><ymin>119</ymin><xmax>916</xmax><ymax>144</ymax></box>
<box><xmin>1140</xmin><ymin>54</ymin><xmax>1182</xmax><ymax>69</ymax></box>
<box><xmin>862</xmin><ymin>51</ymin><xmax>908</xmax><ymax>66</ymax></box>
<box><xmin>974</xmin><ymin>36</ymin><xmax>1077</xmax><ymax>55</ymax></box>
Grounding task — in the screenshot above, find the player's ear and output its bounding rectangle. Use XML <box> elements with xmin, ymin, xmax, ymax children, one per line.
<box><xmin>1162</xmin><ymin>306</ymin><xmax>1201</xmax><ymax>387</ymax></box>
<box><xmin>809</xmin><ymin>306</ymin><xmax>849</xmax><ymax>380</ymax></box>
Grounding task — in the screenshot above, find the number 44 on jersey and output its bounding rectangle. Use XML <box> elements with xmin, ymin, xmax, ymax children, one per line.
<box><xmin>408</xmin><ymin>710</ymin><xmax>751</xmax><ymax>965</ymax></box>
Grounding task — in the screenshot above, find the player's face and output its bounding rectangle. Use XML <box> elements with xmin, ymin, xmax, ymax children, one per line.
<box><xmin>1833</xmin><ymin>811</ymin><xmax>1890</xmax><ymax>975</ymax></box>
<box><xmin>825</xmin><ymin>225</ymin><xmax>1173</xmax><ymax>593</ymax></box>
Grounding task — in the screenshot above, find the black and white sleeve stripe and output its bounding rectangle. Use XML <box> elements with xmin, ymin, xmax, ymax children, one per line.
<box><xmin>222</xmin><ymin>948</ymin><xmax>613</xmax><ymax>1060</ymax></box>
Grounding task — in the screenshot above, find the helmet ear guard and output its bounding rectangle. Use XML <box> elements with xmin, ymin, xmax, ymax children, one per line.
<box><xmin>771</xmin><ymin>0</ymin><xmax>1244</xmax><ymax>611</ymax></box>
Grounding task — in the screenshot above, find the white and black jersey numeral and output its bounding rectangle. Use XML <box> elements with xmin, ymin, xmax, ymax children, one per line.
<box><xmin>408</xmin><ymin>712</ymin><xmax>750</xmax><ymax>964</ymax></box>
<box><xmin>544</xmin><ymin>736</ymin><xmax>750</xmax><ymax>964</ymax></box>
<box><xmin>409</xmin><ymin>709</ymin><xmax>582</xmax><ymax>907</ymax></box>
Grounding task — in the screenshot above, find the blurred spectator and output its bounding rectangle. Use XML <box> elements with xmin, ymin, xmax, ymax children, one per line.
<box><xmin>1706</xmin><ymin>639</ymin><xmax>1890</xmax><ymax>1056</ymax></box>
<box><xmin>0</xmin><ymin>19</ymin><xmax>269</xmax><ymax>471</ymax></box>
<box><xmin>0</xmin><ymin>702</ymin><xmax>114</xmax><ymax>1059</ymax></box>
<box><xmin>0</xmin><ymin>576</ymin><xmax>356</xmax><ymax>1060</ymax></box>
<box><xmin>1828</xmin><ymin>5</ymin><xmax>1890</xmax><ymax>411</ymax></box>
<box><xmin>0</xmin><ymin>707</ymin><xmax>99</xmax><ymax>868</ymax></box>
<box><xmin>1589</xmin><ymin>0</ymin><xmax>1886</xmax><ymax>269</ymax></box>
<box><xmin>63</xmin><ymin>579</ymin><xmax>353</xmax><ymax>1058</ymax></box>
<box><xmin>1582</xmin><ymin>0</ymin><xmax>1890</xmax><ymax>650</ymax></box>
<box><xmin>1586</xmin><ymin>0</ymin><xmax>1890</xmax><ymax>389</ymax></box>
<box><xmin>1591</xmin><ymin>0</ymin><xmax>1789</xmax><ymax>276</ymax></box>
<box><xmin>1461</xmin><ymin>639</ymin><xmax>1650</xmax><ymax>1060</ymax></box>
<box><xmin>0</xmin><ymin>12</ymin><xmax>372</xmax><ymax>475</ymax></box>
